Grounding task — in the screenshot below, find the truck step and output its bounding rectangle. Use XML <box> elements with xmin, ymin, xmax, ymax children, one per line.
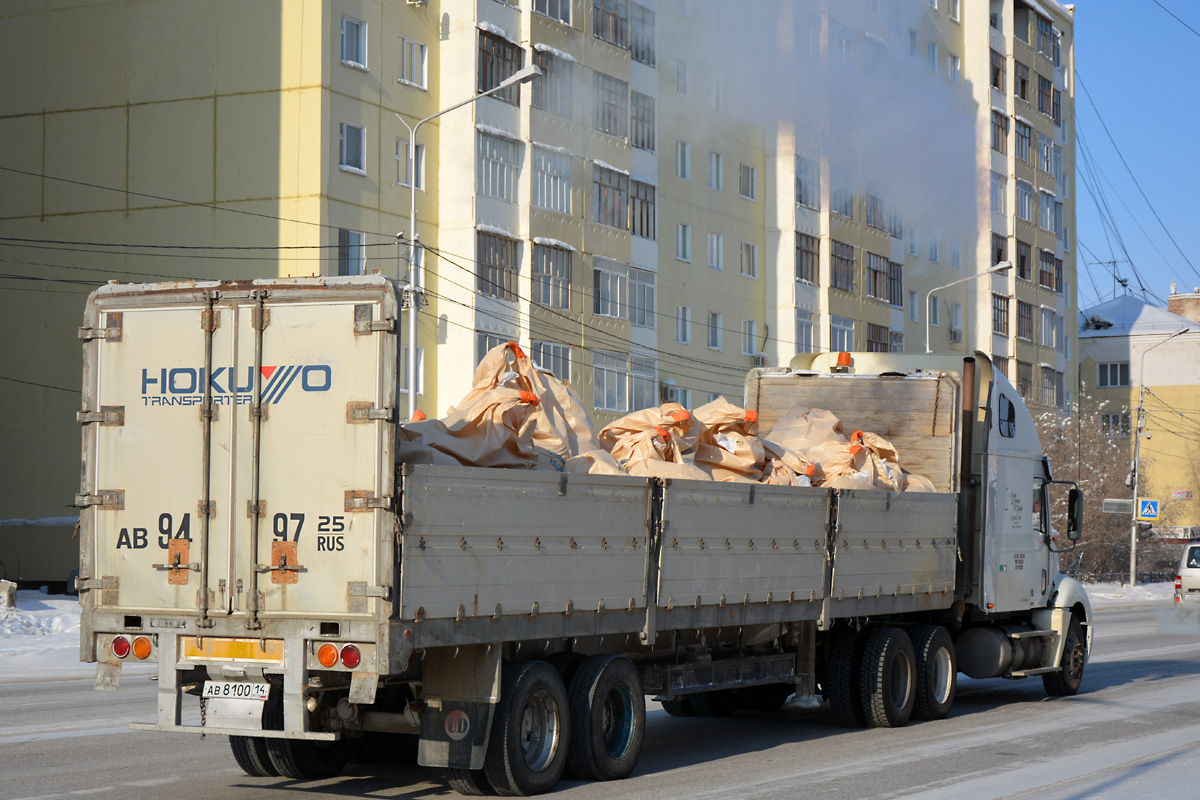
<box><xmin>1008</xmin><ymin>629</ymin><xmax>1056</xmax><ymax>640</ymax></box>
<box><xmin>1007</xmin><ymin>666</ymin><xmax>1060</xmax><ymax>678</ymax></box>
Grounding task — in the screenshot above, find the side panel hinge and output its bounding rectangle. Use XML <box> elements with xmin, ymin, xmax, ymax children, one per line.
<box><xmin>76</xmin><ymin>406</ymin><xmax>125</xmax><ymax>426</ymax></box>
<box><xmin>75</xmin><ymin>490</ymin><xmax>124</xmax><ymax>510</ymax></box>
<box><xmin>346</xmin><ymin>402</ymin><xmax>396</xmax><ymax>423</ymax></box>
<box><xmin>78</xmin><ymin>313</ymin><xmax>123</xmax><ymax>342</ymax></box>
<box><xmin>354</xmin><ymin>304</ymin><xmax>395</xmax><ymax>335</ymax></box>
<box><xmin>345</xmin><ymin>491</ymin><xmax>392</xmax><ymax>512</ymax></box>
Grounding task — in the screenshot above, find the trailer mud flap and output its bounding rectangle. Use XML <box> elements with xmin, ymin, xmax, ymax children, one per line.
<box><xmin>417</xmin><ymin>645</ymin><xmax>501</xmax><ymax>769</ymax></box>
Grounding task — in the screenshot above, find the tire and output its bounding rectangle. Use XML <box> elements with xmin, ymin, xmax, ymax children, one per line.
<box><xmin>263</xmin><ymin>695</ymin><xmax>351</xmax><ymax>780</ymax></box>
<box><xmin>734</xmin><ymin>684</ymin><xmax>794</xmax><ymax>712</ymax></box>
<box><xmin>350</xmin><ymin>731</ymin><xmax>420</xmax><ymax>766</ymax></box>
<box><xmin>566</xmin><ymin>655</ymin><xmax>645</xmax><ymax>782</ymax></box>
<box><xmin>483</xmin><ymin>660</ymin><xmax>569</xmax><ymax>796</ymax></box>
<box><xmin>447</xmin><ymin>768</ymin><xmax>495</xmax><ymax>796</ymax></box>
<box><xmin>687</xmin><ymin>690</ymin><xmax>737</xmax><ymax>718</ymax></box>
<box><xmin>1043</xmin><ymin>614</ymin><xmax>1086</xmax><ymax>697</ymax></box>
<box><xmin>827</xmin><ymin>626</ymin><xmax>867</xmax><ymax>728</ymax></box>
<box><xmin>859</xmin><ymin>626</ymin><xmax>916</xmax><ymax>729</ymax></box>
<box><xmin>544</xmin><ymin>651</ymin><xmax>587</xmax><ymax>691</ymax></box>
<box><xmin>230</xmin><ymin>735</ymin><xmax>279</xmax><ymax>777</ymax></box>
<box><xmin>912</xmin><ymin>626</ymin><xmax>956</xmax><ymax>721</ymax></box>
<box><xmin>659</xmin><ymin>698</ymin><xmax>695</xmax><ymax>717</ymax></box>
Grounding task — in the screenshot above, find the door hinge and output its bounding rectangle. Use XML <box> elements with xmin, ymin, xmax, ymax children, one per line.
<box><xmin>75</xmin><ymin>490</ymin><xmax>125</xmax><ymax>510</ymax></box>
<box><xmin>246</xmin><ymin>500</ymin><xmax>266</xmax><ymax>518</ymax></box>
<box><xmin>345</xmin><ymin>491</ymin><xmax>392</xmax><ymax>512</ymax></box>
<box><xmin>354</xmin><ymin>304</ymin><xmax>395</xmax><ymax>335</ymax></box>
<box><xmin>78</xmin><ymin>313</ymin><xmax>123</xmax><ymax>342</ymax></box>
<box><xmin>252</xmin><ymin>307</ymin><xmax>269</xmax><ymax>331</ymax></box>
<box><xmin>76</xmin><ymin>406</ymin><xmax>125</xmax><ymax>426</ymax></box>
<box><xmin>347</xmin><ymin>402</ymin><xmax>396</xmax><ymax>423</ymax></box>
<box><xmin>200</xmin><ymin>308</ymin><xmax>220</xmax><ymax>333</ymax></box>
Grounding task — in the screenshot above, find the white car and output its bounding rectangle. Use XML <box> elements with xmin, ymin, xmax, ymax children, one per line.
<box><xmin>1174</xmin><ymin>542</ymin><xmax>1200</xmax><ymax>604</ymax></box>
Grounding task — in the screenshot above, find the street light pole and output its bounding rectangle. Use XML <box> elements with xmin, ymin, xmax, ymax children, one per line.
<box><xmin>924</xmin><ymin>261</ymin><xmax>1012</xmax><ymax>353</ymax></box>
<box><xmin>1128</xmin><ymin>326</ymin><xmax>1189</xmax><ymax>586</ymax></box>
<box><xmin>393</xmin><ymin>64</ymin><xmax>541</xmax><ymax>421</ymax></box>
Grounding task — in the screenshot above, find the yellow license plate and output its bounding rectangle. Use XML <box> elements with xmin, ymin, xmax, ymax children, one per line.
<box><xmin>182</xmin><ymin>637</ymin><xmax>284</xmax><ymax>663</ymax></box>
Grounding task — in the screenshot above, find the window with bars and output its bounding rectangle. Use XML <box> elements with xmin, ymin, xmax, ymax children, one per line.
<box><xmin>1015</xmin><ymin>61</ymin><xmax>1029</xmax><ymax>101</ymax></box>
<box><xmin>1016</xmin><ymin>360</ymin><xmax>1032</xmax><ymax>399</ymax></box>
<box><xmin>593</xmin><ymin>350</ymin><xmax>629</xmax><ymax>412</ymax></box>
<box><xmin>532</xmin><ymin>243</ymin><xmax>571</xmax><ymax>309</ymax></box>
<box><xmin>1053</xmin><ymin>89</ymin><xmax>1062</xmax><ymax>125</ymax></box>
<box><xmin>593</xmin><ymin>72</ymin><xmax>629</xmax><ymax>137</ymax></box>
<box><xmin>532</xmin><ymin>341</ymin><xmax>571</xmax><ymax>381</ymax></box>
<box><xmin>866</xmin><ymin>252</ymin><xmax>888</xmax><ymax>300</ymax></box>
<box><xmin>994</xmin><ymin>355</ymin><xmax>1009</xmax><ymax>380</ymax></box>
<box><xmin>593</xmin><ymin>259</ymin><xmax>628</xmax><ymax>319</ymax></box>
<box><xmin>1040</xmin><ymin>366</ymin><xmax>1058</xmax><ymax>407</ymax></box>
<box><xmin>533</xmin><ymin>51</ymin><xmax>572</xmax><ymax>117</ymax></box>
<box><xmin>630</xmin><ymin>356</ymin><xmax>657</xmax><ymax>411</ymax></box>
<box><xmin>1015</xmin><ymin>121</ymin><xmax>1031</xmax><ymax>163</ymax></box>
<box><xmin>630</xmin><ymin>180</ymin><xmax>655</xmax><ymax>240</ymax></box>
<box><xmin>991</xmin><ymin>111</ymin><xmax>1009</xmax><ymax>153</ymax></box>
<box><xmin>887</xmin><ymin>261</ymin><xmax>903</xmax><ymax>307</ymax></box>
<box><xmin>1055</xmin><ymin>257</ymin><xmax>1064</xmax><ymax>292</ymax></box>
<box><xmin>477</xmin><ymin>133</ymin><xmax>521</xmax><ymax>202</ymax></box>
<box><xmin>1038</xmin><ymin>75</ymin><xmax>1052</xmax><ymax>115</ymax></box>
<box><xmin>593</xmin><ymin>0</ymin><xmax>629</xmax><ymax>48</ymax></box>
<box><xmin>593</xmin><ymin>165</ymin><xmax>629</xmax><ymax>229</ymax></box>
<box><xmin>1036</xmin><ymin>15</ymin><xmax>1053</xmax><ymax>55</ymax></box>
<box><xmin>631</xmin><ymin>3</ymin><xmax>655</xmax><ymax>65</ymax></box>
<box><xmin>992</xmin><ymin>294</ymin><xmax>1010</xmax><ymax>335</ymax></box>
<box><xmin>631</xmin><ymin>92</ymin><xmax>655</xmax><ymax>151</ymax></box>
<box><xmin>991</xmin><ymin>48</ymin><xmax>1005</xmax><ymax>90</ymax></box>
<box><xmin>831</xmin><ymin>315</ymin><xmax>855</xmax><ymax>351</ymax></box>
<box><xmin>478</xmin><ymin>31</ymin><xmax>522</xmax><ymax>105</ymax></box>
<box><xmin>477</xmin><ymin>232</ymin><xmax>519</xmax><ymax>301</ymax></box>
<box><xmin>831</xmin><ymin>240</ymin><xmax>854</xmax><ymax>291</ymax></box>
<box><xmin>865</xmin><ymin>323</ymin><xmax>889</xmax><ymax>353</ymax></box>
<box><xmin>739</xmin><ymin>163</ymin><xmax>757</xmax><ymax>200</ymax></box>
<box><xmin>630</xmin><ymin>267</ymin><xmax>655</xmax><ymax>328</ymax></box>
<box><xmin>796</xmin><ymin>233</ymin><xmax>818</xmax><ymax>284</ymax></box>
<box><xmin>532</xmin><ymin>145</ymin><xmax>572</xmax><ymax>214</ymax></box>
<box><xmin>1017</xmin><ymin>301</ymin><xmax>1033</xmax><ymax>340</ymax></box>
<box><xmin>740</xmin><ymin>242</ymin><xmax>758</xmax><ymax>278</ymax></box>
<box><xmin>1039</xmin><ymin>250</ymin><xmax>1055</xmax><ymax>288</ymax></box>
<box><xmin>1017</xmin><ymin>240</ymin><xmax>1032</xmax><ymax>280</ymax></box>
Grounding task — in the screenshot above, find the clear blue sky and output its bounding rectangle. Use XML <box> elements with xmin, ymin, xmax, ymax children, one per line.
<box><xmin>1072</xmin><ymin>1</ymin><xmax>1200</xmax><ymax>311</ymax></box>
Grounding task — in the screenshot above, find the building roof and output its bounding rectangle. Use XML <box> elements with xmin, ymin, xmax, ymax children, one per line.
<box><xmin>1078</xmin><ymin>295</ymin><xmax>1200</xmax><ymax>339</ymax></box>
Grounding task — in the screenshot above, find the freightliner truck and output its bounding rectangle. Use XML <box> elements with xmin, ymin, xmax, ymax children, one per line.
<box><xmin>76</xmin><ymin>276</ymin><xmax>1091</xmax><ymax>795</ymax></box>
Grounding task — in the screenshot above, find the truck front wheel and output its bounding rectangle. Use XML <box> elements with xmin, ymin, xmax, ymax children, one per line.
<box><xmin>567</xmin><ymin>655</ymin><xmax>645</xmax><ymax>782</ymax></box>
<box><xmin>1043</xmin><ymin>614</ymin><xmax>1086</xmax><ymax>697</ymax></box>
<box><xmin>483</xmin><ymin>660</ymin><xmax>569</xmax><ymax>796</ymax></box>
<box><xmin>859</xmin><ymin>626</ymin><xmax>916</xmax><ymax>728</ymax></box>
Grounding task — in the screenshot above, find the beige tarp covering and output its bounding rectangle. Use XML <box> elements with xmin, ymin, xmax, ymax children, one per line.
<box><xmin>399</xmin><ymin>343</ymin><xmax>939</xmax><ymax>492</ymax></box>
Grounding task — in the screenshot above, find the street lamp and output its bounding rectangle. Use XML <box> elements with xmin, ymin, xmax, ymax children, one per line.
<box><xmin>1128</xmin><ymin>325</ymin><xmax>1190</xmax><ymax>586</ymax></box>
<box><xmin>394</xmin><ymin>63</ymin><xmax>542</xmax><ymax>420</ymax></box>
<box><xmin>924</xmin><ymin>261</ymin><xmax>1012</xmax><ymax>353</ymax></box>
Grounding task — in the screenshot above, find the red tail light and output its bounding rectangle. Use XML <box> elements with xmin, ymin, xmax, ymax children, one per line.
<box><xmin>1177</xmin><ymin>575</ymin><xmax>1182</xmax><ymax>590</ymax></box>
<box><xmin>340</xmin><ymin>645</ymin><xmax>362</xmax><ymax>669</ymax></box>
<box><xmin>111</xmin><ymin>636</ymin><xmax>131</xmax><ymax>659</ymax></box>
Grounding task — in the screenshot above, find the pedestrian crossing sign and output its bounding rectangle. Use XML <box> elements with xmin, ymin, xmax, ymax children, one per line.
<box><xmin>1137</xmin><ymin>499</ymin><xmax>1159</xmax><ymax>521</ymax></box>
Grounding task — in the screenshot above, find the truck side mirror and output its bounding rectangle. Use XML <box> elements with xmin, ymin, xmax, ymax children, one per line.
<box><xmin>1067</xmin><ymin>488</ymin><xmax>1083</xmax><ymax>541</ymax></box>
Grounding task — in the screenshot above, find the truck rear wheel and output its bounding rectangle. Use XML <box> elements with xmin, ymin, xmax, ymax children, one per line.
<box><xmin>912</xmin><ymin>626</ymin><xmax>956</xmax><ymax>721</ymax></box>
<box><xmin>1043</xmin><ymin>614</ymin><xmax>1086</xmax><ymax>697</ymax></box>
<box><xmin>483</xmin><ymin>660</ymin><xmax>569</xmax><ymax>796</ymax></box>
<box><xmin>262</xmin><ymin>696</ymin><xmax>350</xmax><ymax>780</ymax></box>
<box><xmin>350</xmin><ymin>731</ymin><xmax>419</xmax><ymax>765</ymax></box>
<box><xmin>659</xmin><ymin>698</ymin><xmax>695</xmax><ymax>717</ymax></box>
<box><xmin>827</xmin><ymin>626</ymin><xmax>867</xmax><ymax>728</ymax></box>
<box><xmin>447</xmin><ymin>768</ymin><xmax>495</xmax><ymax>796</ymax></box>
<box><xmin>859</xmin><ymin>626</ymin><xmax>916</xmax><ymax>729</ymax></box>
<box><xmin>687</xmin><ymin>690</ymin><xmax>737</xmax><ymax>717</ymax></box>
<box><xmin>567</xmin><ymin>655</ymin><xmax>644</xmax><ymax>782</ymax></box>
<box><xmin>229</xmin><ymin>735</ymin><xmax>279</xmax><ymax>777</ymax></box>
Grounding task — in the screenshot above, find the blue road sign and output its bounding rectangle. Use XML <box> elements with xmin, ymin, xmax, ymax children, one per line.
<box><xmin>1137</xmin><ymin>499</ymin><xmax>1159</xmax><ymax>521</ymax></box>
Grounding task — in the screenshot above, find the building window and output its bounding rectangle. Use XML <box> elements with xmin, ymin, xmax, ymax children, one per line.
<box><xmin>593</xmin><ymin>0</ymin><xmax>629</xmax><ymax>49</ymax></box>
<box><xmin>675</xmin><ymin>141</ymin><xmax>690</xmax><ymax>180</ymax></box>
<box><xmin>1015</xmin><ymin>61</ymin><xmax>1029</xmax><ymax>101</ymax></box>
<box><xmin>890</xmin><ymin>331</ymin><xmax>905</xmax><ymax>353</ymax></box>
<box><xmin>630</xmin><ymin>267</ymin><xmax>656</xmax><ymax>328</ymax></box>
<box><xmin>477</xmin><ymin>232</ymin><xmax>518</xmax><ymax>301</ymax></box>
<box><xmin>991</xmin><ymin>111</ymin><xmax>1009</xmax><ymax>153</ymax></box>
<box><xmin>1038</xmin><ymin>133</ymin><xmax>1053</xmax><ymax>173</ymax></box>
<box><xmin>993</xmin><ymin>232</ymin><xmax>1007</xmax><ymax>266</ymax></box>
<box><xmin>476</xmin><ymin>331</ymin><xmax>508</xmax><ymax>365</ymax></box>
<box><xmin>399</xmin><ymin>37</ymin><xmax>426</xmax><ymax>88</ymax></box>
<box><xmin>831</xmin><ymin>240</ymin><xmax>854</xmax><ymax>291</ymax></box>
<box><xmin>1016</xmin><ymin>240</ymin><xmax>1032</xmax><ymax>280</ymax></box>
<box><xmin>593</xmin><ymin>165</ymin><xmax>629</xmax><ymax>230</ymax></box>
<box><xmin>675</xmin><ymin>306</ymin><xmax>691</xmax><ymax>344</ymax></box>
<box><xmin>339</xmin><ymin>123</ymin><xmax>366</xmax><ymax>173</ymax></box>
<box><xmin>796</xmin><ymin>156</ymin><xmax>820</xmax><ymax>209</ymax></box>
<box><xmin>708</xmin><ymin>312</ymin><xmax>723</xmax><ymax>350</ymax></box>
<box><xmin>532</xmin><ymin>145</ymin><xmax>572</xmax><ymax>214</ymax></box>
<box><xmin>1098</xmin><ymin>362</ymin><xmax>1130</xmax><ymax>388</ymax></box>
<box><xmin>909</xmin><ymin>291</ymin><xmax>919</xmax><ymax>323</ymax></box>
<box><xmin>708</xmin><ymin>152</ymin><xmax>723</xmax><ymax>190</ymax></box>
<box><xmin>1053</xmin><ymin>89</ymin><xmax>1062</xmax><ymax>125</ymax></box>
<box><xmin>535</xmin><ymin>0</ymin><xmax>571</xmax><ymax>24</ymax></box>
<box><xmin>1016</xmin><ymin>300</ymin><xmax>1033</xmax><ymax>341</ymax></box>
<box><xmin>477</xmin><ymin>133</ymin><xmax>521</xmax><ymax>202</ymax></box>
<box><xmin>990</xmin><ymin>49</ymin><xmax>1005</xmax><ymax>91</ymax></box>
<box><xmin>1040</xmin><ymin>191</ymin><xmax>1055</xmax><ymax>231</ymax></box>
<box><xmin>1040</xmin><ymin>366</ymin><xmax>1058</xmax><ymax>407</ymax></box>
<box><xmin>593</xmin><ymin>350</ymin><xmax>629</xmax><ymax>412</ymax></box>
<box><xmin>533</xmin><ymin>51</ymin><xmax>573</xmax><ymax>117</ymax></box>
<box><xmin>630</xmin><ymin>356</ymin><xmax>656</xmax><ymax>411</ymax></box>
<box><xmin>631</xmin><ymin>92</ymin><xmax>655</xmax><ymax>151</ymax></box>
<box><xmin>396</xmin><ymin>141</ymin><xmax>425</xmax><ymax>188</ymax></box>
<box><xmin>337</xmin><ymin>229</ymin><xmax>366</xmax><ymax>276</ymax></box>
<box><xmin>631</xmin><ymin>3</ymin><xmax>655</xmax><ymax>66</ymax></box>
<box><xmin>992</xmin><ymin>294</ymin><xmax>1010</xmax><ymax>335</ymax></box>
<box><xmin>593</xmin><ymin>72</ymin><xmax>629</xmax><ymax>137</ymax></box>
<box><xmin>1036</xmin><ymin>15</ymin><xmax>1053</xmax><ymax>55</ymax></box>
<box><xmin>929</xmin><ymin>294</ymin><xmax>940</xmax><ymax>327</ymax></box>
<box><xmin>866</xmin><ymin>252</ymin><xmax>888</xmax><ymax>301</ymax></box>
<box><xmin>951</xmin><ymin>241</ymin><xmax>962</xmax><ymax>270</ymax></box>
<box><xmin>675</xmin><ymin>223</ymin><xmax>691</xmax><ymax>262</ymax></box>
<box><xmin>1101</xmin><ymin>412</ymin><xmax>1131</xmax><ymax>438</ymax></box>
<box><xmin>887</xmin><ymin>261</ymin><xmax>904</xmax><ymax>307</ymax></box>
<box><xmin>708</xmin><ymin>232</ymin><xmax>724</xmax><ymax>271</ymax></box>
<box><xmin>1039</xmin><ymin>250</ymin><xmax>1055</xmax><ymax>289</ymax></box>
<box><xmin>831</xmin><ymin>315</ymin><xmax>855</xmax><ymax>351</ymax></box>
<box><xmin>532</xmin><ymin>243</ymin><xmax>571</xmax><ymax>310</ymax></box>
<box><xmin>866</xmin><ymin>323</ymin><xmax>889</xmax><ymax>353</ymax></box>
<box><xmin>1015</xmin><ymin>121</ymin><xmax>1032</xmax><ymax>163</ymax></box>
<box><xmin>739</xmin><ymin>163</ymin><xmax>757</xmax><ymax>200</ymax></box>
<box><xmin>1016</xmin><ymin>181</ymin><xmax>1032</xmax><ymax>222</ymax></box>
<box><xmin>865</xmin><ymin>191</ymin><xmax>885</xmax><ymax>231</ymax></box>
<box><xmin>593</xmin><ymin>259</ymin><xmax>628</xmax><ymax>319</ymax></box>
<box><xmin>796</xmin><ymin>233</ymin><xmax>818</xmax><ymax>284</ymax></box>
<box><xmin>949</xmin><ymin>54</ymin><xmax>960</xmax><ymax>83</ymax></box>
<box><xmin>630</xmin><ymin>180</ymin><xmax>655</xmax><ymax>240</ymax></box>
<box><xmin>928</xmin><ymin>42</ymin><xmax>938</xmax><ymax>73</ymax></box>
<box><xmin>1055</xmin><ymin>257</ymin><xmax>1064</xmax><ymax>292</ymax></box>
<box><xmin>1016</xmin><ymin>361</ymin><xmax>1032</xmax><ymax>399</ymax></box>
<box><xmin>991</xmin><ymin>171</ymin><xmax>1006</xmax><ymax>214</ymax></box>
<box><xmin>929</xmin><ymin>232</ymin><xmax>939</xmax><ymax>262</ymax></box>
<box><xmin>478</xmin><ymin>31</ymin><xmax>522</xmax><ymax>105</ymax></box>
<box><xmin>676</xmin><ymin>59</ymin><xmax>689</xmax><ymax>95</ymax></box>
<box><xmin>831</xmin><ymin>167</ymin><xmax>853</xmax><ymax>217</ymax></box>
<box><xmin>341</xmin><ymin>17</ymin><xmax>366</xmax><ymax>69</ymax></box>
<box><xmin>532</xmin><ymin>341</ymin><xmax>571</xmax><ymax>381</ymax></box>
<box><xmin>740</xmin><ymin>242</ymin><xmax>758</xmax><ymax>278</ymax></box>
<box><xmin>908</xmin><ymin>226</ymin><xmax>918</xmax><ymax>256</ymax></box>
<box><xmin>741</xmin><ymin>319</ymin><xmax>758</xmax><ymax>355</ymax></box>
<box><xmin>1038</xmin><ymin>75</ymin><xmax>1053</xmax><ymax>116</ymax></box>
<box><xmin>796</xmin><ymin>310</ymin><xmax>814</xmax><ymax>353</ymax></box>
<box><xmin>1040</xmin><ymin>307</ymin><xmax>1056</xmax><ymax>347</ymax></box>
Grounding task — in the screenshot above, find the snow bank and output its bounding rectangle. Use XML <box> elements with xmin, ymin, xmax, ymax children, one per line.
<box><xmin>1082</xmin><ymin>580</ymin><xmax>1174</xmax><ymax>605</ymax></box>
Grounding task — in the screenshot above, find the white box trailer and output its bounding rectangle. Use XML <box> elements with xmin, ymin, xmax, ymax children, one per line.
<box><xmin>76</xmin><ymin>277</ymin><xmax>1092</xmax><ymax>795</ymax></box>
